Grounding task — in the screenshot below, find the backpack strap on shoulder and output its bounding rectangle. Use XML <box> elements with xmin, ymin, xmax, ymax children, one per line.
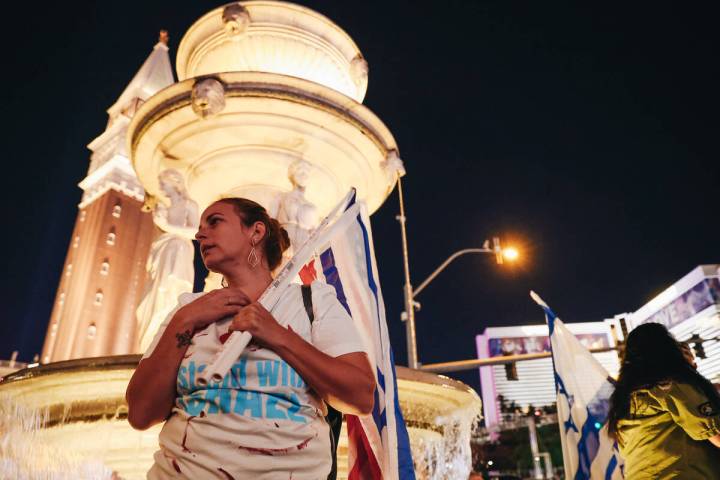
<box><xmin>301</xmin><ymin>284</ymin><xmax>314</xmax><ymax>324</ymax></box>
<box><xmin>300</xmin><ymin>283</ymin><xmax>340</xmax><ymax>480</ymax></box>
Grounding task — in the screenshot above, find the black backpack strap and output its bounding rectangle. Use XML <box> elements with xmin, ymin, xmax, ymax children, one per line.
<box><xmin>301</xmin><ymin>284</ymin><xmax>314</xmax><ymax>324</ymax></box>
<box><xmin>325</xmin><ymin>406</ymin><xmax>342</xmax><ymax>480</ymax></box>
<box><xmin>300</xmin><ymin>283</ymin><xmax>340</xmax><ymax>480</ymax></box>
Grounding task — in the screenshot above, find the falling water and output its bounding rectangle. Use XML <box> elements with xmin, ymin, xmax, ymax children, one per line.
<box><xmin>0</xmin><ymin>395</ymin><xmax>116</xmax><ymax>479</ymax></box>
<box><xmin>402</xmin><ymin>396</ymin><xmax>482</xmax><ymax>479</ymax></box>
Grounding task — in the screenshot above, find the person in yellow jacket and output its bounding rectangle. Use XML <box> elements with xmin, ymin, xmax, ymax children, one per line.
<box><xmin>607</xmin><ymin>322</ymin><xmax>720</xmax><ymax>479</ymax></box>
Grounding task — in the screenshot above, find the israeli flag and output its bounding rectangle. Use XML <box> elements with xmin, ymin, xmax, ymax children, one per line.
<box><xmin>299</xmin><ymin>190</ymin><xmax>415</xmax><ymax>479</ymax></box>
<box><xmin>530</xmin><ymin>292</ymin><xmax>624</xmax><ymax>480</ymax></box>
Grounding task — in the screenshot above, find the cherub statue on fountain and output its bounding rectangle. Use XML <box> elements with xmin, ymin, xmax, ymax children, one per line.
<box><xmin>136</xmin><ymin>169</ymin><xmax>199</xmax><ymax>352</ymax></box>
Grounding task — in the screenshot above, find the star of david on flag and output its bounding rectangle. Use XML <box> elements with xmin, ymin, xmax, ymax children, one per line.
<box><xmin>299</xmin><ymin>190</ymin><xmax>415</xmax><ymax>479</ymax></box>
<box><xmin>530</xmin><ymin>291</ymin><xmax>624</xmax><ymax>480</ymax></box>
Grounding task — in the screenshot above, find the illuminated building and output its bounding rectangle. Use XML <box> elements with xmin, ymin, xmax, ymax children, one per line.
<box><xmin>629</xmin><ymin>264</ymin><xmax>720</xmax><ymax>383</ymax></box>
<box><xmin>476</xmin><ymin>322</ymin><xmax>620</xmax><ymax>429</ymax></box>
<box><xmin>40</xmin><ymin>35</ymin><xmax>174</xmax><ymax>362</ymax></box>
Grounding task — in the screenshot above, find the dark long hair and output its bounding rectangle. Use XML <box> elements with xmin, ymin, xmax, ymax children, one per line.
<box><xmin>607</xmin><ymin>322</ymin><xmax>720</xmax><ymax>440</ymax></box>
<box><xmin>218</xmin><ymin>198</ymin><xmax>290</xmax><ymax>271</ymax></box>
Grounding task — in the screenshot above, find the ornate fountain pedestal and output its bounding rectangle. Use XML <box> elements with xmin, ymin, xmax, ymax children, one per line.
<box><xmin>129</xmin><ymin>1</ymin><xmax>399</xmax><ymax>219</ymax></box>
<box><xmin>0</xmin><ymin>358</ymin><xmax>481</xmax><ymax>479</ymax></box>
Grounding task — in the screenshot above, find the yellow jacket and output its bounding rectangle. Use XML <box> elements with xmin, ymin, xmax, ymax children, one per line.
<box><xmin>617</xmin><ymin>381</ymin><xmax>720</xmax><ymax>479</ymax></box>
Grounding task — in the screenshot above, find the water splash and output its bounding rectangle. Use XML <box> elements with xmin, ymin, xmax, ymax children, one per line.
<box><xmin>0</xmin><ymin>395</ymin><xmax>116</xmax><ymax>480</ymax></box>
<box><xmin>401</xmin><ymin>395</ymin><xmax>482</xmax><ymax>480</ymax></box>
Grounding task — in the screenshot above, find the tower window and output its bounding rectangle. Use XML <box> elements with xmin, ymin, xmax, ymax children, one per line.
<box><xmin>106</xmin><ymin>230</ymin><xmax>116</xmax><ymax>246</ymax></box>
<box><xmin>66</xmin><ymin>263</ymin><xmax>73</xmax><ymax>277</ymax></box>
<box><xmin>73</xmin><ymin>236</ymin><xmax>80</xmax><ymax>248</ymax></box>
<box><xmin>80</xmin><ymin>210</ymin><xmax>86</xmax><ymax>222</ymax></box>
<box><xmin>50</xmin><ymin>323</ymin><xmax>58</xmax><ymax>335</ymax></box>
<box><xmin>87</xmin><ymin>323</ymin><xmax>97</xmax><ymax>340</ymax></box>
<box><xmin>100</xmin><ymin>259</ymin><xmax>110</xmax><ymax>276</ymax></box>
<box><xmin>94</xmin><ymin>290</ymin><xmax>104</xmax><ymax>306</ymax></box>
<box><xmin>112</xmin><ymin>203</ymin><xmax>122</xmax><ymax>218</ymax></box>
<box><xmin>58</xmin><ymin>292</ymin><xmax>65</xmax><ymax>306</ymax></box>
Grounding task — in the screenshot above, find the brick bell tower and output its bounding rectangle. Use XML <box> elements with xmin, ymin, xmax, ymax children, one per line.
<box><xmin>41</xmin><ymin>32</ymin><xmax>175</xmax><ymax>362</ymax></box>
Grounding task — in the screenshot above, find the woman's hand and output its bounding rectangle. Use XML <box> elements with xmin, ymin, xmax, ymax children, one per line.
<box><xmin>229</xmin><ymin>302</ymin><xmax>287</xmax><ymax>348</ymax></box>
<box><xmin>175</xmin><ymin>287</ymin><xmax>251</xmax><ymax>332</ymax></box>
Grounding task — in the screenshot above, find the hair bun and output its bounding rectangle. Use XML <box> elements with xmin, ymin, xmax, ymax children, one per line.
<box><xmin>273</xmin><ymin>219</ymin><xmax>291</xmax><ymax>252</ymax></box>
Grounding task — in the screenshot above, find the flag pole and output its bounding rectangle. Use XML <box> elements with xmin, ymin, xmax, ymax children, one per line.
<box><xmin>396</xmin><ymin>177</ymin><xmax>418</xmax><ymax>369</ymax></box>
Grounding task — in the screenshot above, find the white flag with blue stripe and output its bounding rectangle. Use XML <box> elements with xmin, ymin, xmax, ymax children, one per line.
<box><xmin>297</xmin><ymin>190</ymin><xmax>415</xmax><ymax>479</ymax></box>
<box><xmin>530</xmin><ymin>291</ymin><xmax>624</xmax><ymax>480</ymax></box>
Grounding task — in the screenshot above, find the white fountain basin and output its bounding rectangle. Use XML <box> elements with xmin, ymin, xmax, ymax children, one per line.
<box><xmin>0</xmin><ymin>357</ymin><xmax>480</xmax><ymax>479</ymax></box>
<box><xmin>177</xmin><ymin>1</ymin><xmax>369</xmax><ymax>102</ymax></box>
<box><xmin>127</xmin><ymin>71</ymin><xmax>398</xmax><ymax>216</ymax></box>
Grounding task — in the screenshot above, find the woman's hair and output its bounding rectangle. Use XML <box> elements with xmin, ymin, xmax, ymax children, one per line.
<box><xmin>607</xmin><ymin>322</ymin><xmax>720</xmax><ymax>440</ymax></box>
<box><xmin>218</xmin><ymin>198</ymin><xmax>290</xmax><ymax>270</ymax></box>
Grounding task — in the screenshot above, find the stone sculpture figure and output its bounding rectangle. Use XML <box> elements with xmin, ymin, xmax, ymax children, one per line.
<box><xmin>136</xmin><ymin>169</ymin><xmax>199</xmax><ymax>352</ymax></box>
<box><xmin>276</xmin><ymin>160</ymin><xmax>319</xmax><ymax>259</ymax></box>
<box><xmin>191</xmin><ymin>77</ymin><xmax>226</xmax><ymax>119</ymax></box>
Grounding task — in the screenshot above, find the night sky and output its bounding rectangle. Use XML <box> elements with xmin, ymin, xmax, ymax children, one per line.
<box><xmin>1</xmin><ymin>1</ymin><xmax>717</xmax><ymax>395</ymax></box>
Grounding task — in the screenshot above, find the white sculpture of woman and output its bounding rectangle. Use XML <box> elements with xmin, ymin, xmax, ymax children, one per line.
<box><xmin>136</xmin><ymin>169</ymin><xmax>199</xmax><ymax>352</ymax></box>
<box><xmin>276</xmin><ymin>160</ymin><xmax>319</xmax><ymax>257</ymax></box>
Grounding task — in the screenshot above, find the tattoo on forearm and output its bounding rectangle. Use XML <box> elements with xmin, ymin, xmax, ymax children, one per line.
<box><xmin>176</xmin><ymin>330</ymin><xmax>193</xmax><ymax>348</ymax></box>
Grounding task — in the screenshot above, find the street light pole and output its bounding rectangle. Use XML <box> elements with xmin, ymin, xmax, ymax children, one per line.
<box><xmin>399</xmin><ymin>243</ymin><xmax>515</xmax><ymax>369</ymax></box>
<box><xmin>395</xmin><ymin>178</ymin><xmax>419</xmax><ymax>369</ymax></box>
<box><xmin>395</xmin><ymin>178</ymin><xmax>518</xmax><ymax>370</ymax></box>
<box><xmin>413</xmin><ymin>248</ymin><xmax>494</xmax><ymax>297</ymax></box>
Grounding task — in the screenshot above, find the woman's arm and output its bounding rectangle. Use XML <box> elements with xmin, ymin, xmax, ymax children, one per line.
<box><xmin>231</xmin><ymin>303</ymin><xmax>376</xmax><ymax>415</ymax></box>
<box><xmin>126</xmin><ymin>313</ymin><xmax>196</xmax><ymax>430</ymax></box>
<box><xmin>275</xmin><ymin>332</ymin><xmax>375</xmax><ymax>415</ymax></box>
<box><xmin>126</xmin><ymin>288</ymin><xmax>250</xmax><ymax>430</ymax></box>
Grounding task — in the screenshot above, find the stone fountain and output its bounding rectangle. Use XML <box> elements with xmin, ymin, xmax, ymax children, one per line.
<box><xmin>0</xmin><ymin>3</ymin><xmax>481</xmax><ymax>479</ymax></box>
<box><xmin>0</xmin><ymin>358</ymin><xmax>480</xmax><ymax>479</ymax></box>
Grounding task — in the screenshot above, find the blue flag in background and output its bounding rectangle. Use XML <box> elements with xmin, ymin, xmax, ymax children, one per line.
<box><xmin>530</xmin><ymin>291</ymin><xmax>624</xmax><ymax>480</ymax></box>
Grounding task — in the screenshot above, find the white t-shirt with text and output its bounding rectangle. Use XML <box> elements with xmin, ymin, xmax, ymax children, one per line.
<box><xmin>143</xmin><ymin>281</ymin><xmax>365</xmax><ymax>480</ymax></box>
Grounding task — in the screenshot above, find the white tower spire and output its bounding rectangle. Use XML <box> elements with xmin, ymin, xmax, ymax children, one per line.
<box><xmin>107</xmin><ymin>30</ymin><xmax>174</xmax><ymax>122</ymax></box>
<box><xmin>82</xmin><ymin>31</ymin><xmax>175</xmax><ymax>207</ymax></box>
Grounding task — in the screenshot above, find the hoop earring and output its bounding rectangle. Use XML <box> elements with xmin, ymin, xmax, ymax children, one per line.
<box><xmin>248</xmin><ymin>239</ymin><xmax>260</xmax><ymax>269</ymax></box>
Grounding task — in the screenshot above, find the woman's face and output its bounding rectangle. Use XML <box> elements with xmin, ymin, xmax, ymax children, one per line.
<box><xmin>195</xmin><ymin>201</ymin><xmax>256</xmax><ymax>272</ymax></box>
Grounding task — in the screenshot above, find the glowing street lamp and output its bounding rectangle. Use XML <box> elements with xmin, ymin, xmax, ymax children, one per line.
<box><xmin>401</xmin><ymin>237</ymin><xmax>521</xmax><ymax>369</ymax></box>
<box><xmin>503</xmin><ymin>247</ymin><xmax>519</xmax><ymax>262</ymax></box>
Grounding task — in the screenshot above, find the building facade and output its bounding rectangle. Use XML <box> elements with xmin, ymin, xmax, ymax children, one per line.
<box><xmin>40</xmin><ymin>36</ymin><xmax>174</xmax><ymax>362</ymax></box>
<box><xmin>628</xmin><ymin>264</ymin><xmax>720</xmax><ymax>384</ymax></box>
<box><xmin>476</xmin><ymin>322</ymin><xmax>620</xmax><ymax>429</ymax></box>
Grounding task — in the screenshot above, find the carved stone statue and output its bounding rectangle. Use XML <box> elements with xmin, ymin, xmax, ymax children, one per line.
<box><xmin>191</xmin><ymin>77</ymin><xmax>226</xmax><ymax>119</ymax></box>
<box><xmin>222</xmin><ymin>3</ymin><xmax>251</xmax><ymax>38</ymax></box>
<box><xmin>382</xmin><ymin>149</ymin><xmax>406</xmax><ymax>184</ymax></box>
<box><xmin>350</xmin><ymin>54</ymin><xmax>369</xmax><ymax>93</ymax></box>
<box><xmin>276</xmin><ymin>160</ymin><xmax>319</xmax><ymax>257</ymax></box>
<box><xmin>136</xmin><ymin>169</ymin><xmax>199</xmax><ymax>352</ymax></box>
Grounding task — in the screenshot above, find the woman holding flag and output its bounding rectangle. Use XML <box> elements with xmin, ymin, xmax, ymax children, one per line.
<box><xmin>126</xmin><ymin>197</ymin><xmax>375</xmax><ymax>479</ymax></box>
<box><xmin>607</xmin><ymin>322</ymin><xmax>720</xmax><ymax>478</ymax></box>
